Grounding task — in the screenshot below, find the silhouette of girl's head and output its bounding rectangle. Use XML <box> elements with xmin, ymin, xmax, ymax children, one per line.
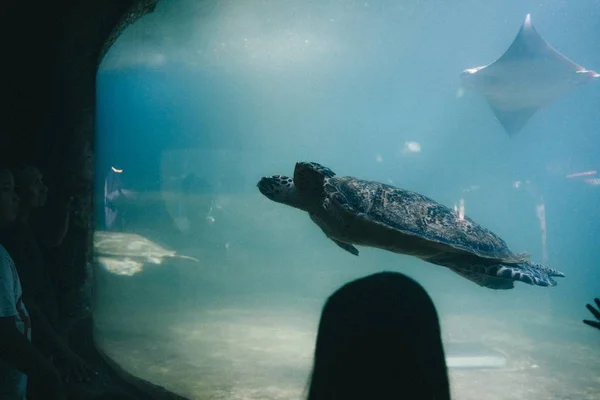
<box><xmin>14</xmin><ymin>165</ymin><xmax>48</xmax><ymax>209</ymax></box>
<box><xmin>0</xmin><ymin>167</ymin><xmax>19</xmax><ymax>225</ymax></box>
<box><xmin>307</xmin><ymin>271</ymin><xmax>450</xmax><ymax>400</ymax></box>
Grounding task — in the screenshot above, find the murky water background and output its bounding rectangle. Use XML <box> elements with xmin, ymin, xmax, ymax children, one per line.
<box><xmin>95</xmin><ymin>1</ymin><xmax>600</xmax><ymax>399</ymax></box>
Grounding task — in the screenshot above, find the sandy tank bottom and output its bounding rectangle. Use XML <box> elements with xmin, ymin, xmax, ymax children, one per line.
<box><xmin>94</xmin><ymin>285</ymin><xmax>600</xmax><ymax>400</ymax></box>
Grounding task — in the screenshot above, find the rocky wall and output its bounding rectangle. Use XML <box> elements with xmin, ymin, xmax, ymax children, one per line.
<box><xmin>3</xmin><ymin>0</ymin><xmax>186</xmax><ymax>398</ymax></box>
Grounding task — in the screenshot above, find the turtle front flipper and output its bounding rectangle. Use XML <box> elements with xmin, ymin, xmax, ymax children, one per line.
<box><xmin>293</xmin><ymin>162</ymin><xmax>336</xmax><ymax>202</ymax></box>
<box><xmin>331</xmin><ymin>239</ymin><xmax>359</xmax><ymax>256</ymax></box>
<box><xmin>308</xmin><ymin>213</ymin><xmax>357</xmax><ymax>256</ymax></box>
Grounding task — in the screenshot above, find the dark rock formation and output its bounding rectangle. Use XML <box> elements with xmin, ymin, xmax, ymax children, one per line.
<box><xmin>3</xmin><ymin>0</ymin><xmax>187</xmax><ymax>398</ymax></box>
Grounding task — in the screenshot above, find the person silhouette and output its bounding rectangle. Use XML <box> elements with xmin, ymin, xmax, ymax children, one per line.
<box><xmin>306</xmin><ymin>271</ymin><xmax>451</xmax><ymax>400</ymax></box>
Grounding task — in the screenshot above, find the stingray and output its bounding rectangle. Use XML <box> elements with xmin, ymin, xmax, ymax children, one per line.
<box><xmin>460</xmin><ymin>13</ymin><xmax>599</xmax><ymax>136</ymax></box>
<box><xmin>93</xmin><ymin>230</ymin><xmax>199</xmax><ymax>276</ymax></box>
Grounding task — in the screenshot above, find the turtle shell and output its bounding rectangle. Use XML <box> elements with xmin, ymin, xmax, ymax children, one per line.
<box><xmin>324</xmin><ymin>176</ymin><xmax>526</xmax><ymax>263</ymax></box>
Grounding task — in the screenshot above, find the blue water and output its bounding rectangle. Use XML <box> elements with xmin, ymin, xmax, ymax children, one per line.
<box><xmin>94</xmin><ymin>1</ymin><xmax>600</xmax><ymax>399</ymax></box>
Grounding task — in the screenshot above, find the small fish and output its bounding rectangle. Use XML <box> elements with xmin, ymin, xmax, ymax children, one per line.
<box><xmin>565</xmin><ymin>170</ymin><xmax>596</xmax><ymax>179</ymax></box>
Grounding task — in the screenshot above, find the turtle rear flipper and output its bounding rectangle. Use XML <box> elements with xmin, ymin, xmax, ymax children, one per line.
<box><xmin>448</xmin><ymin>261</ymin><xmax>563</xmax><ymax>289</ymax></box>
<box><xmin>525</xmin><ymin>261</ymin><xmax>565</xmax><ymax>278</ymax></box>
<box><xmin>502</xmin><ymin>251</ymin><xmax>530</xmax><ymax>263</ymax></box>
<box><xmin>494</xmin><ymin>262</ymin><xmax>563</xmax><ymax>287</ymax></box>
<box><xmin>448</xmin><ymin>268</ymin><xmax>515</xmax><ymax>290</ymax></box>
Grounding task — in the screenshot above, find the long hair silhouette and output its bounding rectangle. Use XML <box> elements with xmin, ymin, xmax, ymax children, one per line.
<box><xmin>307</xmin><ymin>271</ymin><xmax>451</xmax><ymax>400</ymax></box>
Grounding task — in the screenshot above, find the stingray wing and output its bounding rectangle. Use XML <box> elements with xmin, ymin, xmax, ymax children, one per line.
<box><xmin>492</xmin><ymin>14</ymin><xmax>585</xmax><ymax>74</ymax></box>
<box><xmin>464</xmin><ymin>14</ymin><xmax>598</xmax><ymax>136</ymax></box>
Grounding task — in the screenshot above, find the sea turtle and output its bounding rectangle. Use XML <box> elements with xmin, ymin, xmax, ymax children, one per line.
<box><xmin>94</xmin><ymin>231</ymin><xmax>198</xmax><ymax>276</ymax></box>
<box><xmin>257</xmin><ymin>161</ymin><xmax>565</xmax><ymax>290</ymax></box>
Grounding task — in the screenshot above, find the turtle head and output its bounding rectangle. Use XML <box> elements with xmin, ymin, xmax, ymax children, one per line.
<box><xmin>258</xmin><ymin>162</ymin><xmax>337</xmax><ymax>212</ymax></box>
<box><xmin>257</xmin><ymin>175</ymin><xmax>305</xmax><ymax>210</ymax></box>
